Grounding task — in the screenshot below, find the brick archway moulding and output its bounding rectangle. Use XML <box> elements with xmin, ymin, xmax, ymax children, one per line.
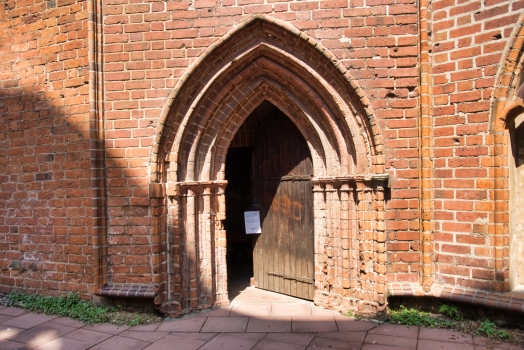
<box><xmin>149</xmin><ymin>15</ymin><xmax>389</xmax><ymax>317</ymax></box>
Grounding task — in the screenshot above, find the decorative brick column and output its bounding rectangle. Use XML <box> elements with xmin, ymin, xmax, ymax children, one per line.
<box><xmin>312</xmin><ymin>175</ymin><xmax>388</xmax><ymax>316</ymax></box>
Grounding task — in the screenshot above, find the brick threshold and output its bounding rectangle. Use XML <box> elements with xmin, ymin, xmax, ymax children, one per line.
<box><xmin>388</xmin><ymin>282</ymin><xmax>524</xmax><ymax>313</ymax></box>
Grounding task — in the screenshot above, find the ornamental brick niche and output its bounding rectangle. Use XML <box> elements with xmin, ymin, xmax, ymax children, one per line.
<box><xmin>150</xmin><ymin>16</ymin><xmax>389</xmax><ymax>316</ymax></box>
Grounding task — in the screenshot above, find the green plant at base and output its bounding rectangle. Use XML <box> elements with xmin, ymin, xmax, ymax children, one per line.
<box><xmin>346</xmin><ymin>309</ymin><xmax>361</xmax><ymax>319</ymax></box>
<box><xmin>8</xmin><ymin>293</ymin><xmax>112</xmax><ymax>324</ymax></box>
<box><xmin>477</xmin><ymin>319</ymin><xmax>497</xmax><ymax>337</ymax></box>
<box><xmin>497</xmin><ymin>329</ymin><xmax>512</xmax><ymax>340</ymax></box>
<box><xmin>389</xmin><ymin>306</ymin><xmax>454</xmax><ymax>328</ymax></box>
<box><xmin>477</xmin><ymin>319</ymin><xmax>512</xmax><ymax>340</ymax></box>
<box><xmin>6</xmin><ymin>292</ymin><xmax>160</xmax><ymax>326</ymax></box>
<box><xmin>439</xmin><ymin>304</ymin><xmax>462</xmax><ymax>320</ymax></box>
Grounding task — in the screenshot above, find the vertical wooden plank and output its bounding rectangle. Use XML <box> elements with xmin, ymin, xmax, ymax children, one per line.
<box><xmin>263</xmin><ymin>121</ymin><xmax>271</xmax><ymax>293</ymax></box>
<box><xmin>250</xmin><ymin>105</ymin><xmax>314</xmax><ymax>300</ymax></box>
<box><xmin>305</xmin><ymin>180</ymin><xmax>313</xmax><ymax>300</ymax></box>
<box><xmin>282</xmin><ymin>114</ymin><xmax>291</xmax><ymax>296</ymax></box>
<box><xmin>290</xmin><ymin>177</ymin><xmax>297</xmax><ymax>298</ymax></box>
<box><xmin>297</xmin><ymin>129</ymin><xmax>306</xmax><ymax>300</ymax></box>
<box><xmin>307</xmin><ymin>154</ymin><xmax>314</xmax><ymax>300</ymax></box>
<box><xmin>269</xmin><ymin>115</ymin><xmax>277</xmax><ymax>294</ymax></box>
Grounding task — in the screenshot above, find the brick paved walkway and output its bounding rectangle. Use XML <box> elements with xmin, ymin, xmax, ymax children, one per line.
<box><xmin>0</xmin><ymin>287</ymin><xmax>522</xmax><ymax>350</ymax></box>
<box><xmin>1</xmin><ymin>304</ymin><xmax>522</xmax><ymax>350</ymax></box>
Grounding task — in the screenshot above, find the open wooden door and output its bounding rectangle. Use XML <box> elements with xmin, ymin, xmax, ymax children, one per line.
<box><xmin>252</xmin><ymin>108</ymin><xmax>315</xmax><ymax>300</ymax></box>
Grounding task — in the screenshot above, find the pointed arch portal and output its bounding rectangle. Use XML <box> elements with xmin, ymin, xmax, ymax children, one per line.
<box><xmin>150</xmin><ymin>15</ymin><xmax>388</xmax><ymax>316</ymax></box>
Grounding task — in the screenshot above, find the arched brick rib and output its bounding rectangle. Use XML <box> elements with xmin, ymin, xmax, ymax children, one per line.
<box><xmin>151</xmin><ymin>15</ymin><xmax>384</xmax><ymax>184</ymax></box>
<box><xmin>184</xmin><ymin>57</ymin><xmax>350</xmax><ymax>181</ymax></box>
<box><xmin>200</xmin><ymin>78</ymin><xmax>331</xmax><ymax>180</ymax></box>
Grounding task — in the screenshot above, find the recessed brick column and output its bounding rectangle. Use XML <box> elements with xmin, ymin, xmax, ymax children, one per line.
<box><xmin>313</xmin><ymin>175</ymin><xmax>388</xmax><ymax>315</ymax></box>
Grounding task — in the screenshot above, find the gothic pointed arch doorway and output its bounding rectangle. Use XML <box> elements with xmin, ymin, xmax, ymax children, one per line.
<box><xmin>225</xmin><ymin>102</ymin><xmax>314</xmax><ymax>300</ymax></box>
<box><xmin>150</xmin><ymin>15</ymin><xmax>389</xmax><ymax>317</ymax></box>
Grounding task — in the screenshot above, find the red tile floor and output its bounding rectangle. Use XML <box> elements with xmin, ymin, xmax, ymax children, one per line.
<box><xmin>0</xmin><ymin>286</ymin><xmax>521</xmax><ymax>350</ymax></box>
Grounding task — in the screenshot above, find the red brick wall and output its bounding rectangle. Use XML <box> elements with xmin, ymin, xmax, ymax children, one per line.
<box><xmin>102</xmin><ymin>0</ymin><xmax>421</xmax><ymax>288</ymax></box>
<box><xmin>1</xmin><ymin>0</ymin><xmax>524</xmax><ymax>310</ymax></box>
<box><xmin>0</xmin><ymin>0</ymin><xmax>92</xmax><ymax>295</ymax></box>
<box><xmin>430</xmin><ymin>0</ymin><xmax>524</xmax><ymax>291</ymax></box>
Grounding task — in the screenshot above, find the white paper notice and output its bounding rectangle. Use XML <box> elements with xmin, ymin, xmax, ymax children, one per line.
<box><xmin>244</xmin><ymin>211</ymin><xmax>261</xmax><ymax>234</ymax></box>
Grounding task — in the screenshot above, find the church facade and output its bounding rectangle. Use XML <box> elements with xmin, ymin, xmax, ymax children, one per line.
<box><xmin>1</xmin><ymin>0</ymin><xmax>524</xmax><ymax>316</ymax></box>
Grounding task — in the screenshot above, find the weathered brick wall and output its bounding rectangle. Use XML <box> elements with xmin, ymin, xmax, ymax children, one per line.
<box><xmin>0</xmin><ymin>0</ymin><xmax>92</xmax><ymax>295</ymax></box>
<box><xmin>430</xmin><ymin>0</ymin><xmax>524</xmax><ymax>291</ymax></box>
<box><xmin>1</xmin><ymin>0</ymin><xmax>523</xmax><ymax>314</ymax></box>
<box><xmin>102</xmin><ymin>0</ymin><xmax>421</xmax><ymax>292</ymax></box>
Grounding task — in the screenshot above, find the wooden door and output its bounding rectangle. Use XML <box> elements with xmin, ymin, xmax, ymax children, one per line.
<box><xmin>252</xmin><ymin>108</ymin><xmax>314</xmax><ymax>300</ymax></box>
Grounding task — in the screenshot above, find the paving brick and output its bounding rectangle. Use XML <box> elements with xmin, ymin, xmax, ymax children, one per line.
<box><xmin>292</xmin><ymin>317</ymin><xmax>338</xmax><ymax>332</ymax></box>
<box><xmin>0</xmin><ymin>326</ymin><xmax>24</xmax><ymax>341</ymax></box>
<box><xmin>197</xmin><ymin>334</ymin><xmax>260</xmax><ymax>350</ymax></box>
<box><xmin>364</xmin><ymin>333</ymin><xmax>417</xmax><ymax>348</ymax></box>
<box><xmin>8</xmin><ymin>323</ymin><xmax>76</xmax><ymax>347</ymax></box>
<box><xmin>36</xmin><ymin>337</ymin><xmax>92</xmax><ymax>350</ymax></box>
<box><xmin>368</xmin><ymin>324</ymin><xmax>419</xmax><ymax>338</ymax></box>
<box><xmin>0</xmin><ymin>339</ymin><xmax>34</xmax><ymax>350</ymax></box>
<box><xmin>156</xmin><ymin>317</ymin><xmax>207</xmax><ymax>332</ymax></box>
<box><xmin>88</xmin><ymin>335</ymin><xmax>151</xmax><ymax>350</ymax></box>
<box><xmin>418</xmin><ymin>339</ymin><xmax>475</xmax><ymax>350</ymax></box>
<box><xmin>230</xmin><ymin>305</ymin><xmax>272</xmax><ymax>317</ymax></box>
<box><xmin>49</xmin><ymin>318</ymin><xmax>86</xmax><ymax>328</ymax></box>
<box><xmin>83</xmin><ymin>324</ymin><xmax>130</xmax><ymax>335</ymax></box>
<box><xmin>418</xmin><ymin>328</ymin><xmax>474</xmax><ymax>344</ymax></box>
<box><xmin>201</xmin><ymin>317</ymin><xmax>249</xmax><ymax>333</ymax></box>
<box><xmin>119</xmin><ymin>330</ymin><xmax>170</xmax><ymax>342</ymax></box>
<box><xmin>246</xmin><ymin>316</ymin><xmax>291</xmax><ymax>333</ymax></box>
<box><xmin>63</xmin><ymin>328</ymin><xmax>113</xmax><ymax>344</ymax></box>
<box><xmin>334</xmin><ymin>318</ymin><xmax>378</xmax><ymax>332</ymax></box>
<box><xmin>254</xmin><ymin>338</ymin><xmax>307</xmax><ymax>350</ymax></box>
<box><xmin>271</xmin><ymin>305</ymin><xmax>311</xmax><ymax>317</ymax></box>
<box><xmin>142</xmin><ymin>334</ymin><xmax>205</xmax><ymax>350</ymax></box>
<box><xmin>0</xmin><ymin>308</ymin><xmax>27</xmax><ymax>317</ymax></box>
<box><xmin>1</xmin><ymin>313</ymin><xmax>58</xmax><ymax>330</ymax></box>
<box><xmin>263</xmin><ymin>332</ymin><xmax>315</xmax><ymax>345</ymax></box>
<box><xmin>307</xmin><ymin>335</ymin><xmax>363</xmax><ymax>349</ymax></box>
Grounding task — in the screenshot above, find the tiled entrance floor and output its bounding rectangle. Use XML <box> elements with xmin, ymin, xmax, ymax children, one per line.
<box><xmin>0</xmin><ymin>287</ymin><xmax>521</xmax><ymax>350</ymax></box>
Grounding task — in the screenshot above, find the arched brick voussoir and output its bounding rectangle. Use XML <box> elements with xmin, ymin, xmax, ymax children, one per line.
<box><xmin>151</xmin><ymin>15</ymin><xmax>383</xmax><ymax>184</ymax></box>
<box><xmin>174</xmin><ymin>46</ymin><xmax>363</xmax><ymax>181</ymax></box>
<box><xmin>181</xmin><ymin>58</ymin><xmax>362</xmax><ymax>182</ymax></box>
<box><xmin>186</xmin><ymin>75</ymin><xmax>334</xmax><ymax>181</ymax></box>
<box><xmin>198</xmin><ymin>79</ymin><xmax>339</xmax><ymax>182</ymax></box>
<box><xmin>491</xmin><ymin>12</ymin><xmax>524</xmax><ymax>132</ymax></box>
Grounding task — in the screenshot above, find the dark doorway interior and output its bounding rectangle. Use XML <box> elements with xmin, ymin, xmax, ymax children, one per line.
<box><xmin>225</xmin><ymin>147</ymin><xmax>254</xmax><ymax>300</ymax></box>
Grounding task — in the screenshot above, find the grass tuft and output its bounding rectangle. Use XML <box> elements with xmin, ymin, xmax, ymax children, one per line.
<box><xmin>6</xmin><ymin>292</ymin><xmax>161</xmax><ymax>326</ymax></box>
<box><xmin>387</xmin><ymin>305</ymin><xmax>518</xmax><ymax>344</ymax></box>
<box><xmin>389</xmin><ymin>305</ymin><xmax>455</xmax><ymax>328</ymax></box>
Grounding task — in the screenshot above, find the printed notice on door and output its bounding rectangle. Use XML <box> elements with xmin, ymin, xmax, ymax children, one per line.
<box><xmin>244</xmin><ymin>211</ymin><xmax>261</xmax><ymax>234</ymax></box>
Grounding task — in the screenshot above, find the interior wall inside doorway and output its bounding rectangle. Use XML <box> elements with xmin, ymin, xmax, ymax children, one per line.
<box><xmin>225</xmin><ymin>147</ymin><xmax>255</xmax><ymax>300</ymax></box>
